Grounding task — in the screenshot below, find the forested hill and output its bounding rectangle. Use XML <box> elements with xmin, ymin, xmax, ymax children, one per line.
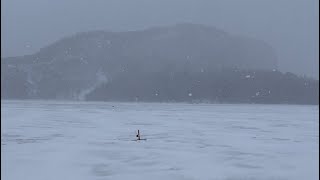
<box><xmin>1</xmin><ymin>23</ymin><xmax>318</xmax><ymax>104</ymax></box>
<box><xmin>85</xmin><ymin>69</ymin><xmax>318</xmax><ymax>105</ymax></box>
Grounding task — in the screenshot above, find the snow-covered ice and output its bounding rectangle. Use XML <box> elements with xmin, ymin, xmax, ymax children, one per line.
<box><xmin>1</xmin><ymin>100</ymin><xmax>319</xmax><ymax>180</ymax></box>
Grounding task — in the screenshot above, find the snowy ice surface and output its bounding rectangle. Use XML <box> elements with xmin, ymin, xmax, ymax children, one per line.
<box><xmin>1</xmin><ymin>100</ymin><xmax>319</xmax><ymax>180</ymax></box>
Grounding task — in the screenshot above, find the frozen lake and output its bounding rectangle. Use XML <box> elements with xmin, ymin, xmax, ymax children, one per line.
<box><xmin>1</xmin><ymin>100</ymin><xmax>319</xmax><ymax>180</ymax></box>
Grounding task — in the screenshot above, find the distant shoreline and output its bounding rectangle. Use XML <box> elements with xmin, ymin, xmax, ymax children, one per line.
<box><xmin>1</xmin><ymin>99</ymin><xmax>318</xmax><ymax>106</ymax></box>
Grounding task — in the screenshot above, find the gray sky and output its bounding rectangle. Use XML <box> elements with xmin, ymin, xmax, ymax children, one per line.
<box><xmin>1</xmin><ymin>0</ymin><xmax>319</xmax><ymax>78</ymax></box>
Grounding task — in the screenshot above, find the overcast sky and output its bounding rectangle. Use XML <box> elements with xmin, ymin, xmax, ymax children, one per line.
<box><xmin>1</xmin><ymin>0</ymin><xmax>319</xmax><ymax>78</ymax></box>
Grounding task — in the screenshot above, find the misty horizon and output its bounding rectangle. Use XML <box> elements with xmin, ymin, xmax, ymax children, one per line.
<box><xmin>1</xmin><ymin>0</ymin><xmax>319</xmax><ymax>79</ymax></box>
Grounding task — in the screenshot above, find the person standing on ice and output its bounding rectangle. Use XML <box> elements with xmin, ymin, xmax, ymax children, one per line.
<box><xmin>136</xmin><ymin>130</ymin><xmax>141</xmax><ymax>140</ymax></box>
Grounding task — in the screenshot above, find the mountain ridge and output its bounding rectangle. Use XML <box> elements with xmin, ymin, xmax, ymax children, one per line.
<box><xmin>2</xmin><ymin>23</ymin><xmax>317</xmax><ymax>104</ymax></box>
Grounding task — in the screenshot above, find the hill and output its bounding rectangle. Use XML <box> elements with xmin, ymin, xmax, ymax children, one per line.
<box><xmin>2</xmin><ymin>23</ymin><xmax>317</xmax><ymax>104</ymax></box>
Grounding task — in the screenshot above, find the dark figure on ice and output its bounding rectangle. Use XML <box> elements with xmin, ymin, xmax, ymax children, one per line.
<box><xmin>136</xmin><ymin>130</ymin><xmax>141</xmax><ymax>140</ymax></box>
